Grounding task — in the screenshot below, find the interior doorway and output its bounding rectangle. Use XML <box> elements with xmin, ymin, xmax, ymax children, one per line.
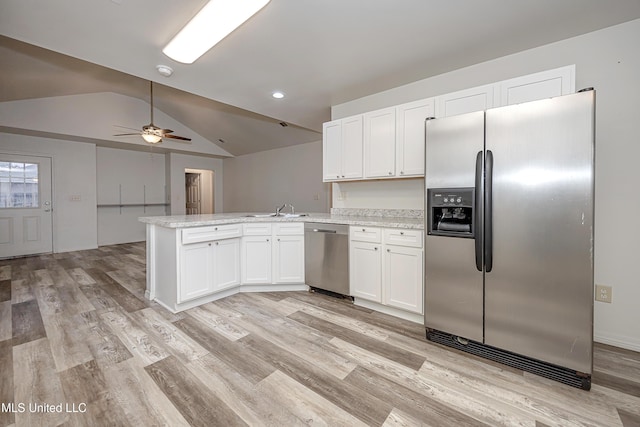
<box><xmin>185</xmin><ymin>168</ymin><xmax>214</xmax><ymax>215</ymax></box>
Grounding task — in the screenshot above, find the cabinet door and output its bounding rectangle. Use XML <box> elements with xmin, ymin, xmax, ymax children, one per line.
<box><xmin>498</xmin><ymin>65</ymin><xmax>575</xmax><ymax>106</ymax></box>
<box><xmin>323</xmin><ymin>120</ymin><xmax>342</xmax><ymax>181</ymax></box>
<box><xmin>384</xmin><ymin>245</ymin><xmax>423</xmax><ymax>314</ymax></box>
<box><xmin>350</xmin><ymin>241</ymin><xmax>382</xmax><ymax>302</ymax></box>
<box><xmin>179</xmin><ymin>242</ymin><xmax>213</xmax><ymax>303</ymax></box>
<box><xmin>212</xmin><ymin>238</ymin><xmax>240</xmax><ymax>291</ymax></box>
<box><xmin>241</xmin><ymin>236</ymin><xmax>272</xmax><ymax>284</ymax></box>
<box><xmin>341</xmin><ymin>115</ymin><xmax>364</xmax><ymax>179</ymax></box>
<box><xmin>396</xmin><ymin>98</ymin><xmax>434</xmax><ymax>177</ymax></box>
<box><xmin>273</xmin><ymin>235</ymin><xmax>305</xmax><ymax>283</ymax></box>
<box><xmin>435</xmin><ymin>84</ymin><xmax>497</xmax><ymax>118</ymax></box>
<box><xmin>364</xmin><ymin>107</ymin><xmax>396</xmax><ymax>178</ymax></box>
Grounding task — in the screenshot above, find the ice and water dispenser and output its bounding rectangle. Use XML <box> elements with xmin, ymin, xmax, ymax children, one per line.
<box><xmin>427</xmin><ymin>188</ymin><xmax>475</xmax><ymax>238</ymax></box>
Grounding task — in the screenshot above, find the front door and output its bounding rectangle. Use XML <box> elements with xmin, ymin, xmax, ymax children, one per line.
<box><xmin>0</xmin><ymin>154</ymin><xmax>53</xmax><ymax>258</ymax></box>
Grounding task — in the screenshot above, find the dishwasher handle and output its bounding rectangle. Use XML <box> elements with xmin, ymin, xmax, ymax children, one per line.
<box><xmin>310</xmin><ymin>228</ymin><xmax>337</xmax><ymax>233</ymax></box>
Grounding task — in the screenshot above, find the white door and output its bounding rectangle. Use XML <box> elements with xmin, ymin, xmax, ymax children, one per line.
<box><xmin>384</xmin><ymin>245</ymin><xmax>423</xmax><ymax>314</ymax></box>
<box><xmin>323</xmin><ymin>120</ymin><xmax>342</xmax><ymax>181</ymax></box>
<box><xmin>185</xmin><ymin>173</ymin><xmax>201</xmax><ymax>215</ymax></box>
<box><xmin>364</xmin><ymin>107</ymin><xmax>396</xmax><ymax>178</ymax></box>
<box><xmin>396</xmin><ymin>98</ymin><xmax>435</xmax><ymax>177</ymax></box>
<box><xmin>349</xmin><ymin>241</ymin><xmax>382</xmax><ymax>302</ymax></box>
<box><xmin>212</xmin><ymin>238</ymin><xmax>241</xmax><ymax>291</ymax></box>
<box><xmin>273</xmin><ymin>235</ymin><xmax>305</xmax><ymax>284</ymax></box>
<box><xmin>340</xmin><ymin>115</ymin><xmax>364</xmax><ymax>179</ymax></box>
<box><xmin>241</xmin><ymin>236</ymin><xmax>272</xmax><ymax>284</ymax></box>
<box><xmin>0</xmin><ymin>154</ymin><xmax>53</xmax><ymax>258</ymax></box>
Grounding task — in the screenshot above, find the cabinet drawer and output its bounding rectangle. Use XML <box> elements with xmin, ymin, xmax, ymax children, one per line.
<box><xmin>384</xmin><ymin>228</ymin><xmax>423</xmax><ymax>248</ymax></box>
<box><xmin>350</xmin><ymin>226</ymin><xmax>382</xmax><ymax>243</ymax></box>
<box><xmin>274</xmin><ymin>222</ymin><xmax>304</xmax><ymax>236</ymax></box>
<box><xmin>242</xmin><ymin>223</ymin><xmax>273</xmax><ymax>236</ymax></box>
<box><xmin>182</xmin><ymin>224</ymin><xmax>242</xmax><ymax>244</ymax></box>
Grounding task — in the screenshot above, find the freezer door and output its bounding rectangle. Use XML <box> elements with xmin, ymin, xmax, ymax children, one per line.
<box><xmin>424</xmin><ymin>112</ymin><xmax>484</xmax><ymax>342</ymax></box>
<box><xmin>484</xmin><ymin>91</ymin><xmax>594</xmax><ymax>373</ymax></box>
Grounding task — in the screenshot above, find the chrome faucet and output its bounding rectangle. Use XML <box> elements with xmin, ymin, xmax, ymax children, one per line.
<box><xmin>275</xmin><ymin>203</ymin><xmax>295</xmax><ymax>216</ymax></box>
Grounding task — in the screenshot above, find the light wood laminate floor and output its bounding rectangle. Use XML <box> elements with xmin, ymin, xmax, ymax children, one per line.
<box><xmin>1</xmin><ymin>242</ymin><xmax>639</xmax><ymax>426</ymax></box>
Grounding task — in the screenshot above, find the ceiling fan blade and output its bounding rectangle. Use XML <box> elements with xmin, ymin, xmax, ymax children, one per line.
<box><xmin>114</xmin><ymin>125</ymin><xmax>142</xmax><ymax>132</ymax></box>
<box><xmin>164</xmin><ymin>134</ymin><xmax>192</xmax><ymax>142</ymax></box>
<box><xmin>113</xmin><ymin>133</ymin><xmax>142</xmax><ymax>136</ymax></box>
<box><xmin>161</xmin><ymin>129</ymin><xmax>174</xmax><ymax>134</ymax></box>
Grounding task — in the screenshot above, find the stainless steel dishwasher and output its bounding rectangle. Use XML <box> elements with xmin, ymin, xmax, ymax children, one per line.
<box><xmin>304</xmin><ymin>223</ymin><xmax>350</xmax><ymax>297</ymax></box>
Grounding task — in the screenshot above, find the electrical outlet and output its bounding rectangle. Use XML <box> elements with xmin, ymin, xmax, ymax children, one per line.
<box><xmin>595</xmin><ymin>285</ymin><xmax>612</xmax><ymax>303</ymax></box>
<box><xmin>69</xmin><ymin>194</ymin><xmax>81</xmax><ymax>202</ymax></box>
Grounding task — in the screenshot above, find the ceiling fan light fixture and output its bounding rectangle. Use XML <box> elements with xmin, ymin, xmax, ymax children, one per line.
<box><xmin>163</xmin><ymin>0</ymin><xmax>271</xmax><ymax>64</ymax></box>
<box><xmin>142</xmin><ymin>133</ymin><xmax>162</xmax><ymax>144</ymax></box>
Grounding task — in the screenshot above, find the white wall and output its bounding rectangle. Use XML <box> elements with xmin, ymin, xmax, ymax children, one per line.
<box><xmin>0</xmin><ymin>133</ymin><xmax>97</xmax><ymax>252</ymax></box>
<box><xmin>97</xmin><ymin>147</ymin><xmax>166</xmax><ymax>245</ymax></box>
<box><xmin>223</xmin><ymin>141</ymin><xmax>329</xmax><ymax>213</ymax></box>
<box><xmin>167</xmin><ymin>153</ymin><xmax>224</xmax><ymax>215</ymax></box>
<box><xmin>331</xmin><ymin>19</ymin><xmax>640</xmax><ymax>351</ymax></box>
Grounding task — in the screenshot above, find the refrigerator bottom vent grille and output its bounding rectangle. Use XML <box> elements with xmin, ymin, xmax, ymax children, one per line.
<box><xmin>426</xmin><ymin>329</ymin><xmax>591</xmax><ymax>390</ymax></box>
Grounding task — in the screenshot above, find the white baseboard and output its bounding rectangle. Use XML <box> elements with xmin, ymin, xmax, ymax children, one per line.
<box><xmin>353</xmin><ymin>298</ymin><xmax>423</xmax><ymax>324</ymax></box>
<box><xmin>594</xmin><ymin>333</ymin><xmax>640</xmax><ymax>352</ymax></box>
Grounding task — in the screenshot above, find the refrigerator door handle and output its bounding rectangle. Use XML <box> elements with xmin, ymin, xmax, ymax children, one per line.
<box><xmin>474</xmin><ymin>151</ymin><xmax>483</xmax><ymax>271</ymax></box>
<box><xmin>485</xmin><ymin>150</ymin><xmax>494</xmax><ymax>272</ymax></box>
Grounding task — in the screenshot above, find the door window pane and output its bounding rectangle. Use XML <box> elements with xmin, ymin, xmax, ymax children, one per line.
<box><xmin>0</xmin><ymin>161</ymin><xmax>39</xmax><ymax>208</ymax></box>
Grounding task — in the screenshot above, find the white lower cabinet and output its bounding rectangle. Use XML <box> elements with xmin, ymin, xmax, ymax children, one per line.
<box><xmin>212</xmin><ymin>238</ymin><xmax>241</xmax><ymax>291</ymax></box>
<box><xmin>350</xmin><ymin>240</ymin><xmax>382</xmax><ymax>302</ymax></box>
<box><xmin>273</xmin><ymin>235</ymin><xmax>305</xmax><ymax>283</ymax></box>
<box><xmin>241</xmin><ymin>222</ymin><xmax>305</xmax><ymax>285</ymax></box>
<box><xmin>179</xmin><ymin>241</ymin><xmax>215</xmax><ymax>303</ymax></box>
<box><xmin>241</xmin><ymin>235</ymin><xmax>272</xmax><ymax>284</ymax></box>
<box><xmin>350</xmin><ymin>226</ymin><xmax>423</xmax><ymax>315</ymax></box>
<box><xmin>179</xmin><ymin>237</ymin><xmax>240</xmax><ymax>303</ymax></box>
<box><xmin>384</xmin><ymin>245</ymin><xmax>423</xmax><ymax>313</ymax></box>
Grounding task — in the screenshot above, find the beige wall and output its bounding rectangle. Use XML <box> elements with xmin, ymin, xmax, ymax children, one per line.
<box><xmin>167</xmin><ymin>153</ymin><xmax>224</xmax><ymax>215</ymax></box>
<box><xmin>223</xmin><ymin>141</ymin><xmax>329</xmax><ymax>214</ymax></box>
<box><xmin>331</xmin><ymin>19</ymin><xmax>640</xmax><ymax>351</ymax></box>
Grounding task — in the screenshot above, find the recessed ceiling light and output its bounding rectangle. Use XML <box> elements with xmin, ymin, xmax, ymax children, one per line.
<box><xmin>272</xmin><ymin>91</ymin><xmax>285</xmax><ymax>99</ymax></box>
<box><xmin>163</xmin><ymin>0</ymin><xmax>271</xmax><ymax>64</ymax></box>
<box><xmin>156</xmin><ymin>65</ymin><xmax>173</xmax><ymax>77</ymax></box>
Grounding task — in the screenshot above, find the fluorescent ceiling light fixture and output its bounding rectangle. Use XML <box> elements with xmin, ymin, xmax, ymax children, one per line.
<box><xmin>163</xmin><ymin>0</ymin><xmax>271</xmax><ymax>64</ymax></box>
<box><xmin>272</xmin><ymin>91</ymin><xmax>285</xmax><ymax>99</ymax></box>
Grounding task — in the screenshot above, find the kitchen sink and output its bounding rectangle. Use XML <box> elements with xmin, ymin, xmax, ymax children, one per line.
<box><xmin>244</xmin><ymin>213</ymin><xmax>308</xmax><ymax>218</ymax></box>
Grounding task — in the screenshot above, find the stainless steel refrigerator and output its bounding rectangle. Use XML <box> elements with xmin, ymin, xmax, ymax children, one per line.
<box><xmin>424</xmin><ymin>90</ymin><xmax>595</xmax><ymax>389</ymax></box>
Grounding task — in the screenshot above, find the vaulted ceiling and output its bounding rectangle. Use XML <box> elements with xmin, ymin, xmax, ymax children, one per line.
<box><xmin>2</xmin><ymin>0</ymin><xmax>640</xmax><ymax>156</ymax></box>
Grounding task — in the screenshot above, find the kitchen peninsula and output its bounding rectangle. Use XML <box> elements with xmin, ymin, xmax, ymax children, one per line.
<box><xmin>140</xmin><ymin>211</ymin><xmax>424</xmax><ymax>322</ymax></box>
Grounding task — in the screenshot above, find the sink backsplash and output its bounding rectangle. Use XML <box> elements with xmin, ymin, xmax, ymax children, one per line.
<box><xmin>330</xmin><ymin>208</ymin><xmax>423</xmax><ymax>219</ymax></box>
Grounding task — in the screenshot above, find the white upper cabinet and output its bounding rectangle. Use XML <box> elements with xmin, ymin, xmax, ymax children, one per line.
<box><xmin>395</xmin><ymin>98</ymin><xmax>435</xmax><ymax>177</ymax></box>
<box><xmin>364</xmin><ymin>107</ymin><xmax>396</xmax><ymax>178</ymax></box>
<box><xmin>323</xmin><ymin>115</ymin><xmax>364</xmax><ymax>182</ymax></box>
<box><xmin>324</xmin><ymin>66</ymin><xmax>576</xmax><ymax>182</ymax></box>
<box><xmin>498</xmin><ymin>65</ymin><xmax>575</xmax><ymax>106</ymax></box>
<box><xmin>435</xmin><ymin>84</ymin><xmax>497</xmax><ymax>118</ymax></box>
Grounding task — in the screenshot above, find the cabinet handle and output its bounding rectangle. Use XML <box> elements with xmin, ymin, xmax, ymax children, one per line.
<box><xmin>277</xmin><ymin>238</ymin><xmax>280</xmax><ymax>241</ymax></box>
<box><xmin>342</xmin><ymin>175</ymin><xmax>345</xmax><ymax>178</ymax></box>
<box><xmin>266</xmin><ymin>238</ymin><xmax>270</xmax><ymax>242</ymax></box>
<box><xmin>400</xmin><ymin>231</ymin><xmax>404</xmax><ymax>235</ymax></box>
<box><xmin>387</xmin><ymin>249</ymin><xmax>390</xmax><ymax>252</ymax></box>
<box><xmin>215</xmin><ymin>242</ymin><xmax>219</xmax><ymax>245</ymax></box>
<box><xmin>336</xmin><ymin>175</ymin><xmax>340</xmax><ymax>178</ymax></box>
<box><xmin>208</xmin><ymin>243</ymin><xmax>211</xmax><ymax>246</ymax></box>
<box><xmin>388</xmin><ymin>171</ymin><xmax>392</xmax><ymax>175</ymax></box>
<box><xmin>374</xmin><ymin>247</ymin><xmax>378</xmax><ymax>251</ymax></box>
<box><xmin>362</xmin><ymin>228</ymin><xmax>366</xmax><ymax>232</ymax></box>
<box><xmin>214</xmin><ymin>227</ymin><xmax>218</xmax><ymax>231</ymax></box>
<box><xmin>400</xmin><ymin>171</ymin><xmax>404</xmax><ymax>175</ymax></box>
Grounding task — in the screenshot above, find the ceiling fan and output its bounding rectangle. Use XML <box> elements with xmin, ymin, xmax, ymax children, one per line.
<box><xmin>114</xmin><ymin>81</ymin><xmax>192</xmax><ymax>144</ymax></box>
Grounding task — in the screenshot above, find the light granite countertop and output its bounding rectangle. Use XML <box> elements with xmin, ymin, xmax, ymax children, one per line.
<box><xmin>139</xmin><ymin>212</ymin><xmax>424</xmax><ymax>230</ymax></box>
